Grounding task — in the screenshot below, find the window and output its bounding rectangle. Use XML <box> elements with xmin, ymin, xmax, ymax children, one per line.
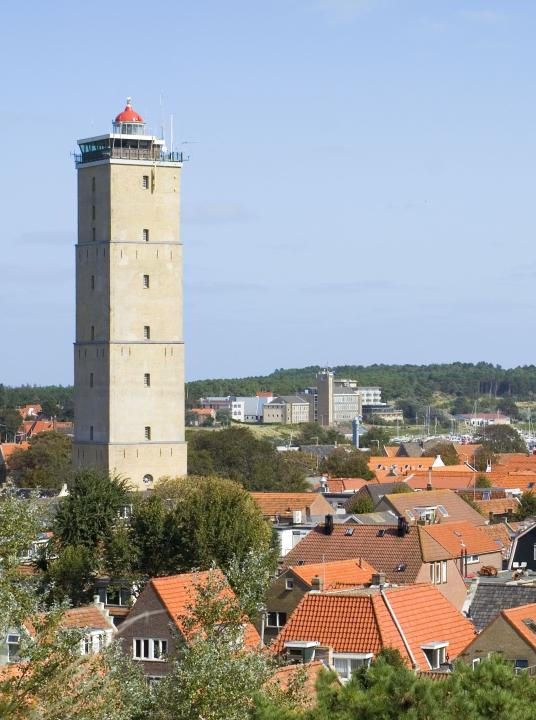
<box><xmin>441</xmin><ymin>560</ymin><xmax>447</xmax><ymax>583</ymax></box>
<box><xmin>472</xmin><ymin>658</ymin><xmax>481</xmax><ymax>669</ymax></box>
<box><xmin>515</xmin><ymin>658</ymin><xmax>529</xmax><ymax>669</ymax></box>
<box><xmin>91</xmin><ymin>325</ymin><xmax>95</xmax><ymax>340</ymax></box>
<box><xmin>266</xmin><ymin>612</ymin><xmax>287</xmax><ymax>628</ymax></box>
<box><xmin>89</xmin><ymin>372</ymin><xmax>94</xmax><ymax>388</ymax></box>
<box><xmin>7</xmin><ymin>634</ymin><xmax>20</xmax><ymax>662</ymax></box>
<box><xmin>332</xmin><ymin>654</ymin><xmax>372</xmax><ymax>681</ymax></box>
<box><xmin>533</xmin><ymin>543</ymin><xmax>536</xmax><ymax>561</ymax></box>
<box><xmin>142</xmin><ymin>175</ymin><xmax>149</xmax><ymax>189</ymax></box>
<box><xmin>143</xmin><ymin>474</ymin><xmax>154</xmax><ymax>484</ymax></box>
<box><xmin>144</xmin><ymin>373</ymin><xmax>151</xmax><ymax>387</ymax></box>
<box><xmin>467</xmin><ymin>555</ymin><xmax>480</xmax><ymax>564</ymax></box>
<box><xmin>133</xmin><ymin>638</ymin><xmax>167</xmax><ymax>661</ymax></box>
<box><xmin>83</xmin><ymin>636</ymin><xmax>91</xmax><ymax>655</ymax></box>
<box><xmin>430</xmin><ymin>562</ymin><xmax>445</xmax><ymax>585</ymax></box>
<box><xmin>143</xmin><ymin>274</ymin><xmax>150</xmax><ymax>288</ymax></box>
<box><xmin>143</xmin><ymin>229</ymin><xmax>149</xmax><ymax>242</ymax></box>
<box><xmin>144</xmin><ymin>426</ymin><xmax>151</xmax><ymax>440</ymax></box>
<box><xmin>143</xmin><ymin>325</ymin><xmax>151</xmax><ymax>339</ymax></box>
<box><xmin>92</xmin><ymin>205</ymin><xmax>96</xmax><ymax>220</ymax></box>
<box><xmin>92</xmin><ymin>177</ymin><xmax>96</xmax><ymax>192</ymax></box>
<box><xmin>91</xmin><ymin>275</ymin><xmax>95</xmax><ymax>290</ymax></box>
<box><xmin>421</xmin><ymin>643</ymin><xmax>448</xmax><ymax>670</ymax></box>
<box><xmin>90</xmin><ymin>425</ymin><xmax>94</xmax><ymax>441</ymax></box>
<box><xmin>285</xmin><ymin>578</ymin><xmax>294</xmax><ymax>590</ymax></box>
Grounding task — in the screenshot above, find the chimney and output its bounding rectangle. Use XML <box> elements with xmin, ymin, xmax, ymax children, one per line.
<box><xmin>371</xmin><ymin>572</ymin><xmax>386</xmax><ymax>587</ymax></box>
<box><xmin>324</xmin><ymin>514</ymin><xmax>334</xmax><ymax>535</ymax></box>
<box><xmin>311</xmin><ymin>575</ymin><xmax>324</xmax><ymax>592</ymax></box>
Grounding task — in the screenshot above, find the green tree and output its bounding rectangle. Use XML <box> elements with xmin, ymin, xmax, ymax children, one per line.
<box><xmin>497</xmin><ymin>396</ymin><xmax>520</xmax><ymax>419</ymax></box>
<box><xmin>42</xmin><ymin>544</ymin><xmax>96</xmax><ymax>607</ymax></box>
<box><xmin>426</xmin><ymin>442</ymin><xmax>459</xmax><ymax>466</ymax></box>
<box><xmin>0</xmin><ymin>407</ymin><xmax>22</xmax><ymax>442</ymax></box>
<box><xmin>154</xmin><ymin>476</ymin><xmax>278</xmax><ymax>574</ymax></box>
<box><xmin>359</xmin><ymin>426</ymin><xmax>393</xmax><ymax>452</ymax></box>
<box><xmin>129</xmin><ymin>493</ymin><xmax>170</xmax><ymax>576</ymax></box>
<box><xmin>294</xmin><ymin>423</ymin><xmax>346</xmax><ymax>446</ymax></box>
<box><xmin>390</xmin><ymin>483</ymin><xmax>413</xmax><ymax>494</ymax></box>
<box><xmin>53</xmin><ymin>469</ymin><xmax>130</xmax><ymax>548</ymax></box>
<box><xmin>515</xmin><ymin>491</ymin><xmax>536</xmax><ymax>520</ymax></box>
<box><xmin>9</xmin><ymin>431</ymin><xmax>72</xmax><ymax>489</ymax></box>
<box><xmin>452</xmin><ymin>396</ymin><xmax>472</xmax><ymax>415</ymax></box>
<box><xmin>475</xmin><ymin>474</ymin><xmax>492</xmax><ymax>488</ymax></box>
<box><xmin>187</xmin><ymin>426</ymin><xmax>308</xmax><ymax>491</ymax></box>
<box><xmin>319</xmin><ymin>448</ymin><xmax>374</xmax><ymax>479</ymax></box>
<box><xmin>472</xmin><ymin>446</ymin><xmax>497</xmax><ymax>472</ymax></box>
<box><xmin>474</xmin><ymin>425</ymin><xmax>527</xmax><ymax>454</ymax></box>
<box><xmin>346</xmin><ymin>494</ymin><xmax>374</xmax><ymax>514</ymax></box>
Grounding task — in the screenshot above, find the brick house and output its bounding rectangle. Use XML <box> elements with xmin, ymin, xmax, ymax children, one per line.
<box><xmin>117</xmin><ymin>570</ymin><xmax>260</xmax><ymax>680</ymax></box>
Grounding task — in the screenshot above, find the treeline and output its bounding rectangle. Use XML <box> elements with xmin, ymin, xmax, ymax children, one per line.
<box><xmin>187</xmin><ymin>362</ymin><xmax>536</xmax><ymax>403</ymax></box>
<box><xmin>4</xmin><ymin>363</ymin><xmax>536</xmax><ymax>416</ymax></box>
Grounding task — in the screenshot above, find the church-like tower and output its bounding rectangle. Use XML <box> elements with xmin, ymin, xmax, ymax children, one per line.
<box><xmin>73</xmin><ymin>99</ymin><xmax>187</xmax><ymax>489</ymax></box>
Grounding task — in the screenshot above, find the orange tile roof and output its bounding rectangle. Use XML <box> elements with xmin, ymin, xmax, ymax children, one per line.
<box><xmin>406</xmin><ymin>472</ymin><xmax>476</xmax><ymax>491</ymax></box>
<box><xmin>289</xmin><ymin>559</ymin><xmax>377</xmax><ymax>589</ymax></box>
<box><xmin>382</xmin><ymin>488</ymin><xmax>486</xmax><ymax>526</ymax></box>
<box><xmin>191</xmin><ymin>407</ymin><xmax>215</xmax><ymax>415</ymax></box>
<box><xmin>422</xmin><ymin>522</ymin><xmax>499</xmax><ymax>557</ymax></box>
<box><xmin>60</xmin><ymin>606</ymin><xmax>114</xmax><ymax>630</ymax></box>
<box><xmin>150</xmin><ymin>570</ymin><xmax>260</xmax><ymax>649</ymax></box>
<box><xmin>383</xmin><ymin>446</ymin><xmax>400</xmax><ymax>457</ymax></box>
<box><xmin>477</xmin><ymin>523</ymin><xmax>512</xmax><ymax>554</ymax></box>
<box><xmin>250</xmin><ymin>492</ymin><xmax>332</xmax><ymax>517</ymax></box>
<box><xmin>272</xmin><ymin>585</ymin><xmax>475</xmax><ymax>670</ymax></box>
<box><xmin>267</xmin><ymin>660</ymin><xmax>327</xmax><ymax>706</ymax></box>
<box><xmin>452</xmin><ymin>445</ymin><xmax>482</xmax><ymax>464</ymax></box>
<box><xmin>0</xmin><ymin>442</ymin><xmax>29</xmax><ymax>463</ymax></box>
<box><xmin>369</xmin><ymin>457</ymin><xmax>437</xmax><ymax>475</ymax></box>
<box><xmin>501</xmin><ymin>603</ymin><xmax>536</xmax><ymax>652</ymax></box>
<box><xmin>324</xmin><ymin>478</ymin><xmax>369</xmax><ymax>493</ymax></box>
<box><xmin>485</xmin><ymin>470</ymin><xmax>536</xmax><ymax>492</ymax></box>
<box><xmin>475</xmin><ymin>498</ymin><xmax>520</xmax><ymax>516</ymax></box>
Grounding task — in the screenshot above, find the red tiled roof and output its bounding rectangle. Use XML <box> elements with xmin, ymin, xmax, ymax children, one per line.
<box><xmin>60</xmin><ymin>605</ymin><xmax>113</xmax><ymax>631</ymax></box>
<box><xmin>477</xmin><ymin>523</ymin><xmax>512</xmax><ymax>555</ymax></box>
<box><xmin>289</xmin><ymin>559</ymin><xmax>377</xmax><ymax>589</ymax></box>
<box><xmin>282</xmin><ymin>524</ymin><xmax>451</xmax><ymax>582</ymax></box>
<box><xmin>475</xmin><ymin>498</ymin><xmax>519</xmax><ymax>516</ymax></box>
<box><xmin>0</xmin><ymin>442</ymin><xmax>29</xmax><ymax>463</ymax></box>
<box><xmin>382</xmin><ymin>489</ymin><xmax>486</xmax><ymax>526</ymax></box>
<box><xmin>406</xmin><ymin>472</ymin><xmax>475</xmax><ymax>491</ymax></box>
<box><xmin>272</xmin><ymin>585</ymin><xmax>475</xmax><ymax>670</ymax></box>
<box><xmin>151</xmin><ymin>570</ymin><xmax>260</xmax><ymax>649</ymax></box>
<box><xmin>501</xmin><ymin>603</ymin><xmax>536</xmax><ymax>652</ymax></box>
<box><xmin>369</xmin><ymin>457</ymin><xmax>437</xmax><ymax>476</ymax></box>
<box><xmin>267</xmin><ymin>660</ymin><xmax>327</xmax><ymax>706</ymax></box>
<box><xmin>422</xmin><ymin>521</ymin><xmax>499</xmax><ymax>557</ymax></box>
<box><xmin>250</xmin><ymin>492</ymin><xmax>332</xmax><ymax>517</ymax></box>
<box><xmin>452</xmin><ymin>444</ymin><xmax>482</xmax><ymax>464</ymax></box>
<box><xmin>324</xmin><ymin>478</ymin><xmax>369</xmax><ymax>493</ymax></box>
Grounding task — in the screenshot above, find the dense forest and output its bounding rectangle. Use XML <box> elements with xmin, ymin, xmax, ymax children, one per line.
<box><xmin>3</xmin><ymin>363</ymin><xmax>536</xmax><ymax>419</ymax></box>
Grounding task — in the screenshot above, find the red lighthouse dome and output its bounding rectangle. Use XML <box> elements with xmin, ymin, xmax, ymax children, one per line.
<box><xmin>115</xmin><ymin>97</ymin><xmax>144</xmax><ymax>123</ymax></box>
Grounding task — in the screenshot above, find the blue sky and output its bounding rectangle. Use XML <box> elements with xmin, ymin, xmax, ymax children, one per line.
<box><xmin>1</xmin><ymin>0</ymin><xmax>535</xmax><ymax>385</ymax></box>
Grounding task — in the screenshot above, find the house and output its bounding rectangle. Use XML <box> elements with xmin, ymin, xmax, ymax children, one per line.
<box><xmin>117</xmin><ymin>570</ymin><xmax>260</xmax><ymax>679</ymax></box>
<box><xmin>282</xmin><ymin>522</ymin><xmax>468</xmax><ymax>610</ymax></box>
<box><xmin>262</xmin><ymin>559</ymin><xmax>377</xmax><ymax>643</ymax></box>
<box><xmin>272</xmin><ymin>584</ymin><xmax>475</xmax><ymax>678</ymax></box>
<box><xmin>508</xmin><ymin>523</ymin><xmax>536</xmax><ymax>571</ymax></box>
<box><xmin>94</xmin><ymin>576</ymin><xmax>136</xmax><ymax>626</ymax></box>
<box><xmin>457</xmin><ymin>412</ymin><xmax>511</xmax><ymax>427</ymax></box>
<box><xmin>250</xmin><ymin>492</ymin><xmax>335</xmax><ymax>556</ymax></box>
<box><xmin>368</xmin><ymin>456</ymin><xmax>439</xmax><ymax>477</ymax></box>
<box><xmin>422</xmin><ymin>521</ymin><xmax>504</xmax><ymax>576</ymax></box>
<box><xmin>461</xmin><ymin>602</ymin><xmax>536</xmax><ymax>671</ymax></box>
<box><xmin>477</xmin><ymin>523</ymin><xmax>513</xmax><ymax>560</ymax></box>
<box><xmin>0</xmin><ymin>599</ymin><xmax>115</xmax><ymax>666</ymax></box>
<box><xmin>231</xmin><ymin>396</ymin><xmax>271</xmax><ymax>423</ymax></box>
<box><xmin>346</xmin><ymin>482</ymin><xmax>413</xmax><ymax>511</ymax></box>
<box><xmin>474</xmin><ymin>497</ymin><xmax>520</xmax><ymax>523</ymax></box>
<box><xmin>17</xmin><ymin>404</ymin><xmax>42</xmax><ymax>419</ymax></box>
<box><xmin>263</xmin><ymin>396</ymin><xmax>310</xmax><ymax>425</ymax></box>
<box><xmin>467</xmin><ymin>583</ymin><xmax>536</xmax><ymax>631</ymax></box>
<box><xmin>376</xmin><ymin>488</ymin><xmax>486</xmax><ymax>527</ymax></box>
<box><xmin>187</xmin><ymin>407</ymin><xmax>216</xmax><ymax>425</ymax></box>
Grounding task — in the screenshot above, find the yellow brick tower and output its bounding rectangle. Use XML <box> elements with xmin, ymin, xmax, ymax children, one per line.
<box><xmin>73</xmin><ymin>98</ymin><xmax>187</xmax><ymax>489</ymax></box>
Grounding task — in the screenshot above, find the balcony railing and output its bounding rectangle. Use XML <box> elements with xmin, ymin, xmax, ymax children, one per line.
<box><xmin>74</xmin><ymin>149</ymin><xmax>186</xmax><ymax>164</ymax></box>
<box><xmin>515</xmin><ymin>664</ymin><xmax>536</xmax><ymax>676</ymax></box>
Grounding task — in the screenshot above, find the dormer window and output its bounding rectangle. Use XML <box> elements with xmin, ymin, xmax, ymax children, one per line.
<box><xmin>421</xmin><ymin>642</ymin><xmax>448</xmax><ymax>670</ymax></box>
<box><xmin>332</xmin><ymin>653</ymin><xmax>373</xmax><ymax>681</ymax></box>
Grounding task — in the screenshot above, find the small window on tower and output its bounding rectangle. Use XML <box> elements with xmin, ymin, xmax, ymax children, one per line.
<box><xmin>91</xmin><ymin>275</ymin><xmax>95</xmax><ymax>290</ymax></box>
<box><xmin>92</xmin><ymin>205</ymin><xmax>96</xmax><ymax>221</ymax></box>
<box><xmin>90</xmin><ymin>426</ymin><xmax>94</xmax><ymax>441</ymax></box>
<box><xmin>143</xmin><ymin>326</ymin><xmax>151</xmax><ymax>340</ymax></box>
<box><xmin>144</xmin><ymin>426</ymin><xmax>152</xmax><ymax>440</ymax></box>
<box><xmin>90</xmin><ymin>372</ymin><xmax>94</xmax><ymax>388</ymax></box>
<box><xmin>143</xmin><ymin>275</ymin><xmax>150</xmax><ymax>288</ymax></box>
<box><xmin>143</xmin><ymin>229</ymin><xmax>149</xmax><ymax>242</ymax></box>
<box><xmin>92</xmin><ymin>177</ymin><xmax>96</xmax><ymax>192</ymax></box>
<box><xmin>91</xmin><ymin>326</ymin><xmax>95</xmax><ymax>340</ymax></box>
<box><xmin>142</xmin><ymin>175</ymin><xmax>149</xmax><ymax>189</ymax></box>
<box><xmin>144</xmin><ymin>373</ymin><xmax>151</xmax><ymax>387</ymax></box>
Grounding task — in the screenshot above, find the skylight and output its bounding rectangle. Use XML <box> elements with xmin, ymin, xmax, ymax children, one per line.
<box><xmin>437</xmin><ymin>505</ymin><xmax>449</xmax><ymax>517</ymax></box>
<box><xmin>377</xmin><ymin>529</ymin><xmax>386</xmax><ymax>537</ymax></box>
<box><xmin>345</xmin><ymin>528</ymin><xmax>354</xmax><ymax>536</ymax></box>
<box><xmin>522</xmin><ymin>618</ymin><xmax>536</xmax><ymax>634</ymax></box>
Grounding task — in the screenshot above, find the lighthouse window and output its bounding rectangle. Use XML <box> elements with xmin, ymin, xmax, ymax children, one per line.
<box><xmin>144</xmin><ymin>373</ymin><xmax>151</xmax><ymax>387</ymax></box>
<box><xmin>144</xmin><ymin>426</ymin><xmax>152</xmax><ymax>440</ymax></box>
<box><xmin>143</xmin><ymin>275</ymin><xmax>150</xmax><ymax>288</ymax></box>
<box><xmin>89</xmin><ymin>373</ymin><xmax>94</xmax><ymax>388</ymax></box>
<box><xmin>92</xmin><ymin>177</ymin><xmax>96</xmax><ymax>192</ymax></box>
<box><xmin>142</xmin><ymin>175</ymin><xmax>149</xmax><ymax>189</ymax></box>
<box><xmin>90</xmin><ymin>426</ymin><xmax>94</xmax><ymax>441</ymax></box>
<box><xmin>143</xmin><ymin>229</ymin><xmax>149</xmax><ymax>242</ymax></box>
<box><xmin>92</xmin><ymin>205</ymin><xmax>96</xmax><ymax>220</ymax></box>
<box><xmin>91</xmin><ymin>275</ymin><xmax>95</xmax><ymax>290</ymax></box>
<box><xmin>143</xmin><ymin>326</ymin><xmax>151</xmax><ymax>339</ymax></box>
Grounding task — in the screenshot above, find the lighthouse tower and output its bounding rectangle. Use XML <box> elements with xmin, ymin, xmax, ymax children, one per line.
<box><xmin>73</xmin><ymin>99</ymin><xmax>187</xmax><ymax>489</ymax></box>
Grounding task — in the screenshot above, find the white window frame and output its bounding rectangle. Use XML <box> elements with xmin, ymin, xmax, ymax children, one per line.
<box><xmin>467</xmin><ymin>554</ymin><xmax>480</xmax><ymax>565</ymax></box>
<box><xmin>142</xmin><ymin>175</ymin><xmax>149</xmax><ymax>189</ymax></box>
<box><xmin>441</xmin><ymin>560</ymin><xmax>447</xmax><ymax>583</ymax></box>
<box><xmin>332</xmin><ymin>653</ymin><xmax>373</xmax><ymax>681</ymax></box>
<box><xmin>133</xmin><ymin>638</ymin><xmax>168</xmax><ymax>661</ymax></box>
<box><xmin>7</xmin><ymin>634</ymin><xmax>21</xmax><ymax>662</ymax></box>
<box><xmin>285</xmin><ymin>578</ymin><xmax>294</xmax><ymax>590</ymax></box>
<box><xmin>266</xmin><ymin>611</ymin><xmax>287</xmax><ymax>628</ymax></box>
<box><xmin>421</xmin><ymin>642</ymin><xmax>448</xmax><ymax>670</ymax></box>
<box><xmin>472</xmin><ymin>658</ymin><xmax>481</xmax><ymax>669</ymax></box>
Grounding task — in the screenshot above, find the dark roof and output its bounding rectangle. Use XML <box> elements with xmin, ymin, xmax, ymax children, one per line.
<box><xmin>397</xmin><ymin>443</ymin><xmax>424</xmax><ymax>457</ymax></box>
<box><xmin>468</xmin><ymin>584</ymin><xmax>536</xmax><ymax>631</ymax></box>
<box><xmin>281</xmin><ymin>524</ymin><xmax>443</xmax><ymax>583</ymax></box>
<box><xmin>350</xmin><ymin>482</ymin><xmax>410</xmax><ymax>509</ymax></box>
